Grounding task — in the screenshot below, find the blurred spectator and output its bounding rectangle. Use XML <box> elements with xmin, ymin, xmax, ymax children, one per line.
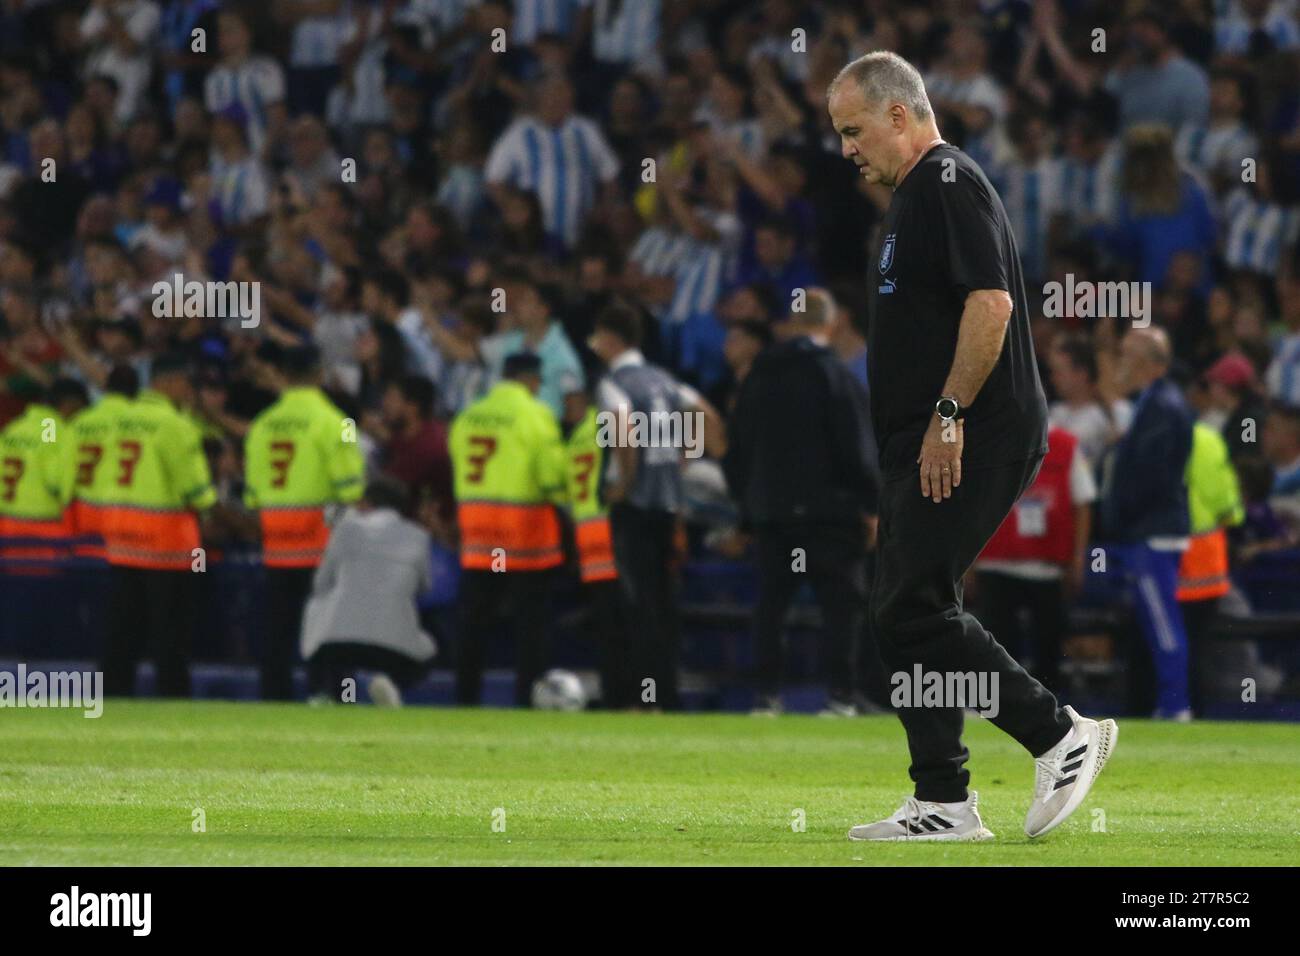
<box><xmin>589</xmin><ymin>302</ymin><xmax>725</xmax><ymax>711</ymax></box>
<box><xmin>1265</xmin><ymin>267</ymin><xmax>1300</xmax><ymax>407</ymax></box>
<box><xmin>301</xmin><ymin>476</ymin><xmax>437</xmax><ymax>708</ymax></box>
<box><xmin>1105</xmin><ymin>11</ymin><xmax>1209</xmax><ymax>131</ymax></box>
<box><xmin>1000</xmin><ymin>108</ymin><xmax>1061</xmax><ymax>285</ymax></box>
<box><xmin>204</xmin><ymin>9</ymin><xmax>286</xmax><ymax>159</ymax></box>
<box><xmin>1176</xmin><ymin>421</ymin><xmax>1245</xmax><ymax>712</ymax></box>
<box><xmin>435</xmin><ymin>121</ymin><xmax>487</xmax><ymax>232</ymax></box>
<box><xmin>1214</xmin><ymin>0</ymin><xmax>1300</xmax><ymax>57</ymax></box>
<box><xmin>1057</xmin><ymin>111</ymin><xmax>1123</xmax><ymax>230</ymax></box>
<box><xmin>1234</xmin><ymin>449</ymin><xmax>1299</xmax><ymax>561</ymax></box>
<box><xmin>652</xmin><ymin>154</ymin><xmax>743</xmax><ymax>385</ymax></box>
<box><xmin>449</xmin><ymin>352</ymin><xmax>566</xmax><ymax>707</ymax></box>
<box><xmin>314</xmin><ymin>264</ymin><xmax>367</xmax><ymax>394</ymax></box>
<box><xmin>479</xmin><ymin>269</ymin><xmax>585</xmax><ymax>420</ymax></box>
<box><xmin>1262</xmin><ymin>403</ymin><xmax>1300</xmax><ymax>524</ymax></box>
<box><xmin>1095</xmin><ymin>124</ymin><xmax>1216</xmax><ymax>294</ymax></box>
<box><xmin>209</xmin><ymin>106</ymin><xmax>271</xmax><ymax>230</ymax></box>
<box><xmin>484</xmin><ymin>72</ymin><xmax>619</xmax><ymax>250</ymax></box>
<box><xmin>827</xmin><ymin>280</ymin><xmax>868</xmax><ymax>392</ymax></box>
<box><xmin>129</xmin><ymin>177</ymin><xmax>187</xmax><ymax>265</ymax></box>
<box><xmin>561</xmin><ymin>384</ymin><xmax>632</xmax><ymax>708</ymax></box>
<box><xmin>1099</xmin><ymin>328</ymin><xmax>1196</xmax><ymax>719</ymax></box>
<box><xmin>698</xmin><ymin>66</ymin><xmax>764</xmax><ymax>160</ymax></box>
<box><xmin>1220</xmin><ymin>153</ymin><xmax>1300</xmax><ymax>277</ymax></box>
<box><xmin>591</xmin><ymin>0</ymin><xmax>662</xmax><ymax>78</ymax></box>
<box><xmin>159</xmin><ymin>1</ymin><xmax>220</xmax><ymax>112</ymax></box>
<box><xmin>323</xmin><ymin>1</ymin><xmax>394</xmax><ymax>134</ymax></box>
<box><xmin>1201</xmin><ymin>350</ymin><xmax>1269</xmax><ymax>462</ymax></box>
<box><xmin>511</xmin><ymin>0</ymin><xmax>590</xmax><ymax>47</ymax></box>
<box><xmin>976</xmin><ymin>425</ymin><xmax>1097</xmax><ymax>695</ymax></box>
<box><xmin>736</xmin><ymin>214</ymin><xmax>819</xmax><ymax>314</ymax></box>
<box><xmin>924</xmin><ymin>20</ymin><xmax>1005</xmax><ymax>170</ymax></box>
<box><xmin>244</xmin><ymin>344</ymin><xmax>365</xmax><ymax>700</ymax></box>
<box><xmin>1175</xmin><ymin>69</ymin><xmax>1258</xmax><ymax>188</ymax></box>
<box><xmin>280</xmin><ymin>0</ymin><xmax>350</xmax><ymax>117</ymax></box>
<box><xmin>718</xmin><ymin>318</ymin><xmax>769</xmax><ymax>414</ymax></box>
<box><xmin>283</xmin><ymin>115</ymin><xmax>340</xmax><ymax>202</ymax></box>
<box><xmin>1048</xmin><ymin>332</ymin><xmax>1132</xmax><ymax>467</ymax></box>
<box><xmin>603</xmin><ymin>75</ymin><xmax>654</xmax><ymax>198</ymax></box>
<box><xmin>0</xmin><ymin>288</ymin><xmax>64</xmax><ymax>427</ymax></box>
<box><xmin>724</xmin><ymin>288</ymin><xmax>880</xmax><ymax>715</ymax></box>
<box><xmin>78</xmin><ymin>0</ymin><xmax>161</xmax><ymax>127</ymax></box>
<box><xmin>8</xmin><ymin>119</ymin><xmax>91</xmax><ymax>256</ymax></box>
<box><xmin>374</xmin><ymin>374</ymin><xmax>454</xmax><ymax>534</ymax></box>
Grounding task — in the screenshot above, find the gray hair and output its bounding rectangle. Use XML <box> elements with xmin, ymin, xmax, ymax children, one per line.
<box><xmin>829</xmin><ymin>51</ymin><xmax>932</xmax><ymax>121</ymax></box>
<box><xmin>799</xmin><ymin>287</ymin><xmax>837</xmax><ymax>329</ymax></box>
<box><xmin>1129</xmin><ymin>326</ymin><xmax>1172</xmax><ymax>367</ymax></box>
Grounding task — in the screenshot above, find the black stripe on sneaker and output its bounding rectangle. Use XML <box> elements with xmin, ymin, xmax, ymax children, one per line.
<box><xmin>1062</xmin><ymin>759</ymin><xmax>1085</xmax><ymax>774</ymax></box>
<box><xmin>928</xmin><ymin>815</ymin><xmax>955</xmax><ymax>829</ymax></box>
<box><xmin>1066</xmin><ymin>743</ymin><xmax>1088</xmax><ymax>760</ymax></box>
<box><xmin>905</xmin><ymin>822</ymin><xmax>927</xmax><ymax>834</ymax></box>
<box><xmin>919</xmin><ymin>818</ymin><xmax>938</xmax><ymax>832</ymax></box>
<box><xmin>1053</xmin><ymin>775</ymin><xmax>1078</xmax><ymax>791</ymax></box>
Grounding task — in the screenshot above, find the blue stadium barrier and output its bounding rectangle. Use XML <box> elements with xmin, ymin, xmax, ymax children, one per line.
<box><xmin>2</xmin><ymin>546</ymin><xmax>1296</xmax><ymax>717</ymax></box>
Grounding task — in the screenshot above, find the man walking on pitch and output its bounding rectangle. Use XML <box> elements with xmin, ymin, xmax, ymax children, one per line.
<box><xmin>827</xmin><ymin>52</ymin><xmax>1117</xmax><ymax>841</ymax></box>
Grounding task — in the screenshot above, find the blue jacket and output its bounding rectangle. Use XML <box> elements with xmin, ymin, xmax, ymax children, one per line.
<box><xmin>724</xmin><ymin>336</ymin><xmax>879</xmax><ymax>525</ymax></box>
<box><xmin>1101</xmin><ymin>377</ymin><xmax>1195</xmax><ymax>542</ymax></box>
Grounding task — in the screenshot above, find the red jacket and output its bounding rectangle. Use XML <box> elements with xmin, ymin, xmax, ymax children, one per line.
<box><xmin>981</xmin><ymin>427</ymin><xmax>1077</xmax><ymax>566</ymax></box>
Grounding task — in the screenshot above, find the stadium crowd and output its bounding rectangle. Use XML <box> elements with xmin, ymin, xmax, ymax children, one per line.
<box><xmin>1</xmin><ymin>0</ymin><xmax>1299</xmax><ymax>712</ymax></box>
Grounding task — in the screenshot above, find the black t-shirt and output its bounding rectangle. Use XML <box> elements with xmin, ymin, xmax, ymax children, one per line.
<box><xmin>866</xmin><ymin>143</ymin><xmax>1047</xmax><ymax>479</ymax></box>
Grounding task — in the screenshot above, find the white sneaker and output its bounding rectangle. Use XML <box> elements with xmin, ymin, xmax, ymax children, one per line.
<box><xmin>819</xmin><ymin>697</ymin><xmax>858</xmax><ymax>718</ymax></box>
<box><xmin>750</xmin><ymin>694</ymin><xmax>783</xmax><ymax>717</ymax></box>
<box><xmin>367</xmin><ymin>674</ymin><xmax>403</xmax><ymax>708</ymax></box>
<box><xmin>848</xmin><ymin>791</ymin><xmax>994</xmax><ymax>842</ymax></box>
<box><xmin>1024</xmin><ymin>705</ymin><xmax>1117</xmax><ymax>838</ymax></box>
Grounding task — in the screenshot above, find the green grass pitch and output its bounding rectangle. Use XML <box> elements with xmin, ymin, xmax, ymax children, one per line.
<box><xmin>1</xmin><ymin>701</ymin><xmax>1296</xmax><ymax>865</ymax></box>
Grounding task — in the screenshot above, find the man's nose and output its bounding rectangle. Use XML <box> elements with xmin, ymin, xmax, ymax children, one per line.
<box><xmin>841</xmin><ymin>139</ymin><xmax>856</xmax><ymax>160</ymax></box>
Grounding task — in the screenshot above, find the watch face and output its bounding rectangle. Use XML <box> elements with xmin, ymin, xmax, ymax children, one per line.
<box><xmin>937</xmin><ymin>398</ymin><xmax>958</xmax><ymax>420</ymax></box>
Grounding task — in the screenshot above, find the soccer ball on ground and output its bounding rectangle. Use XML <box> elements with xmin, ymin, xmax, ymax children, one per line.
<box><xmin>531</xmin><ymin>669</ymin><xmax>588</xmax><ymax>711</ymax></box>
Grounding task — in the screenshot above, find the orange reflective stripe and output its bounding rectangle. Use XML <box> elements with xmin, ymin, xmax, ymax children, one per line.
<box><xmin>0</xmin><ymin>514</ymin><xmax>72</xmax><ymax>566</ymax></box>
<box><xmin>104</xmin><ymin>506</ymin><xmax>201</xmax><ymax>570</ymax></box>
<box><xmin>579</xmin><ymin>562</ymin><xmax>618</xmax><ymax>582</ymax></box>
<box><xmin>107</xmin><ymin>545</ymin><xmax>201</xmax><ymax>568</ymax></box>
<box><xmin>458</xmin><ymin>501</ymin><xmax>562</xmax><ymax>570</ymax></box>
<box><xmin>576</xmin><ymin>516</ymin><xmax>617</xmax><ymax>582</ymax></box>
<box><xmin>71</xmin><ymin>500</ymin><xmax>103</xmax><ymax>534</ymax></box>
<box><xmin>0</xmin><ymin>515</ymin><xmax>71</xmax><ymax>538</ymax></box>
<box><xmin>260</xmin><ymin>508</ymin><xmax>329</xmax><ymax>568</ymax></box>
<box><xmin>461</xmin><ymin>549</ymin><xmax>564</xmax><ymax>571</ymax></box>
<box><xmin>70</xmin><ymin>501</ymin><xmax>107</xmax><ymax>559</ymax></box>
<box><xmin>1177</xmin><ymin>528</ymin><xmax>1230</xmax><ymax>602</ymax></box>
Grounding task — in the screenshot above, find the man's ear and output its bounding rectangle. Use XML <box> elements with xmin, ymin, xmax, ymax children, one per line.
<box><xmin>890</xmin><ymin>104</ymin><xmax>908</xmax><ymax>130</ymax></box>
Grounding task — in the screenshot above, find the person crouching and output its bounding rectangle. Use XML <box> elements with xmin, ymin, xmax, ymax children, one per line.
<box><xmin>301</xmin><ymin>476</ymin><xmax>437</xmax><ymax>706</ymax></box>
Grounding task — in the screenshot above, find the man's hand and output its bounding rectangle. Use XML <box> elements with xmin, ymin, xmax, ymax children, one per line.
<box><xmin>1065</xmin><ymin>556</ymin><xmax>1086</xmax><ymax>601</ymax></box>
<box><xmin>917</xmin><ymin>414</ymin><xmax>963</xmax><ymax>502</ymax></box>
<box><xmin>603</xmin><ymin>480</ymin><xmax>629</xmax><ymax>506</ymax></box>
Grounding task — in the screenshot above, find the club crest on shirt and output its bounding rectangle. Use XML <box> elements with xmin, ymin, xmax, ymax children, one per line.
<box><xmin>878</xmin><ymin>233</ymin><xmax>896</xmax><ymax>274</ymax></box>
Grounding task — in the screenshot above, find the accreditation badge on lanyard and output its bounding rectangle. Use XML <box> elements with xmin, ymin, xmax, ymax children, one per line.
<box><xmin>1015</xmin><ymin>495</ymin><xmax>1049</xmax><ymax>538</ymax></box>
